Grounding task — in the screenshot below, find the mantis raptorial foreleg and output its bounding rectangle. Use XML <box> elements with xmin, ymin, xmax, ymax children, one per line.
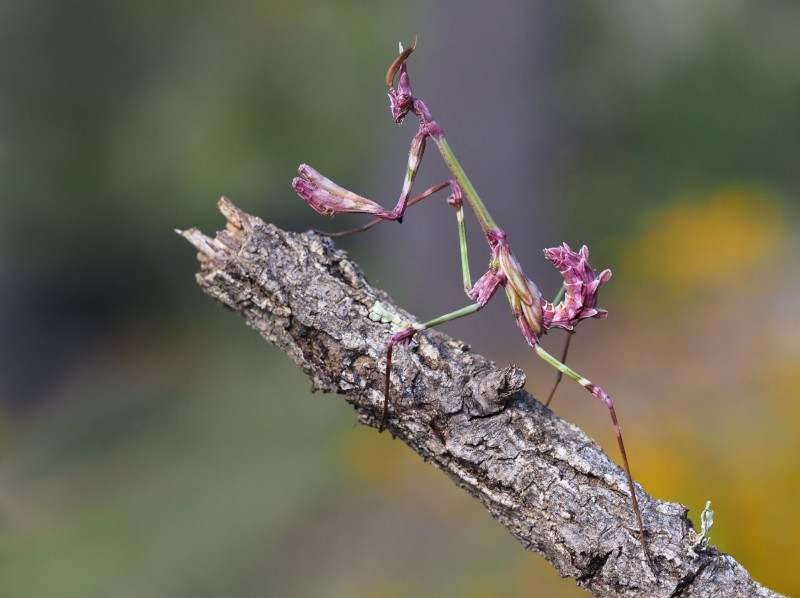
<box><xmin>321</xmin><ymin>181</ymin><xmax>452</xmax><ymax>237</ymax></box>
<box><xmin>293</xmin><ymin>130</ymin><xmax>427</xmax><ymax>224</ymax></box>
<box><xmin>292</xmin><ymin>37</ymin><xmax>656</xmax><ymax>575</ymax></box>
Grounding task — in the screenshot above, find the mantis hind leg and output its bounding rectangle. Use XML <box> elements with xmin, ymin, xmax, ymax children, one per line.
<box><xmin>544</xmin><ymin>331</ymin><xmax>572</xmax><ymax>407</ymax></box>
<box><xmin>533</xmin><ymin>343</ymin><xmax>656</xmax><ymax>575</ymax></box>
<box><xmin>543</xmin><ymin>283</ymin><xmax>570</xmax><ymax>408</ymax></box>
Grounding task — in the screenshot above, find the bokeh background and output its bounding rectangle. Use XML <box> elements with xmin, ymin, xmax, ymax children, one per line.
<box><xmin>2</xmin><ymin>2</ymin><xmax>798</xmax><ymax>596</ymax></box>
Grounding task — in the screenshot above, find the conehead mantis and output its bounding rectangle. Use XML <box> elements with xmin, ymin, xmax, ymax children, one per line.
<box><xmin>292</xmin><ymin>37</ymin><xmax>655</xmax><ymax>573</ymax></box>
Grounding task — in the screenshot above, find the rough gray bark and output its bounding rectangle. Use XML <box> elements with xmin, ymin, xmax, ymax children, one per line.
<box><xmin>178</xmin><ymin>197</ymin><xmax>785</xmax><ymax>598</ymax></box>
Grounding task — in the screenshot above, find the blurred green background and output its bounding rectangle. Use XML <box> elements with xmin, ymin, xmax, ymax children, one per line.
<box><xmin>2</xmin><ymin>2</ymin><xmax>799</xmax><ymax>596</ymax></box>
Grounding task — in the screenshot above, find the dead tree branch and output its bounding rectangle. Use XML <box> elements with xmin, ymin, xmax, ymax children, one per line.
<box><xmin>177</xmin><ymin>197</ymin><xmax>785</xmax><ymax>598</ymax></box>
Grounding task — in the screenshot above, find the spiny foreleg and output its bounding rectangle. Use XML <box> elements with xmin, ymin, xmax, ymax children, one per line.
<box><xmin>293</xmin><ymin>126</ymin><xmax>429</xmax><ymax>223</ymax></box>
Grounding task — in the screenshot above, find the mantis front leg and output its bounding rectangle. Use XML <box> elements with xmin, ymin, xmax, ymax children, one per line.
<box><xmin>293</xmin><ymin>128</ymin><xmax>430</xmax><ymax>224</ymax></box>
<box><xmin>321</xmin><ymin>181</ymin><xmax>452</xmax><ymax>238</ymax></box>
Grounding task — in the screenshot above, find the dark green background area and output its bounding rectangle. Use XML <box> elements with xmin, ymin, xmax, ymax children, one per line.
<box><xmin>1</xmin><ymin>2</ymin><xmax>798</xmax><ymax>596</ymax></box>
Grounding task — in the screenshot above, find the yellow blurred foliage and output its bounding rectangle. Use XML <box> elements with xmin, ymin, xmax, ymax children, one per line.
<box><xmin>624</xmin><ymin>188</ymin><xmax>783</xmax><ymax>300</ymax></box>
<box><xmin>338</xmin><ymin>424</ymin><xmax>420</xmax><ymax>493</ymax></box>
<box><xmin>755</xmin><ymin>356</ymin><xmax>800</xmax><ymax>423</ymax></box>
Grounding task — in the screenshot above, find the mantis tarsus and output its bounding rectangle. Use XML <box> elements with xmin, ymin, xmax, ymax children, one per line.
<box><xmin>292</xmin><ymin>37</ymin><xmax>654</xmax><ymax>574</ymax></box>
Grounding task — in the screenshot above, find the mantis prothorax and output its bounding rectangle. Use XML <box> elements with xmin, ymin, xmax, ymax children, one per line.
<box><xmin>292</xmin><ymin>37</ymin><xmax>654</xmax><ymax>573</ymax></box>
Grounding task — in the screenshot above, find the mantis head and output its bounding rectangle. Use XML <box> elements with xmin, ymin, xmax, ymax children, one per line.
<box><xmin>386</xmin><ymin>35</ymin><xmax>417</xmax><ymax>124</ymax></box>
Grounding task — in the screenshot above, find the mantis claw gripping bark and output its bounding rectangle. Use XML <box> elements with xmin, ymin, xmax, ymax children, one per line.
<box><xmin>292</xmin><ymin>38</ymin><xmax>655</xmax><ymax>574</ymax></box>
